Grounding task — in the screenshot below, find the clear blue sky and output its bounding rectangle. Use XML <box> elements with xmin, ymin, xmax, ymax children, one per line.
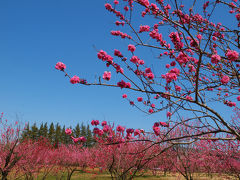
<box><xmin>0</xmin><ymin>0</ymin><xmax>236</xmax><ymax>130</ymax></box>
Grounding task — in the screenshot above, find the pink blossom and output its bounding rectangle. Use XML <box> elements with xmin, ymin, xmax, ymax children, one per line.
<box><xmin>130</xmin><ymin>56</ymin><xmax>139</xmax><ymax>64</ymax></box>
<box><xmin>91</xmin><ymin>120</ymin><xmax>99</xmax><ymax>126</ymax></box>
<box><xmin>145</xmin><ymin>68</ymin><xmax>152</xmax><ymax>73</ymax></box>
<box><xmin>125</xmin><ymin>82</ymin><xmax>131</xmax><ymax>88</ymax></box>
<box><xmin>138</xmin><ymin>0</ymin><xmax>150</xmax><ymax>7</ymax></box>
<box><xmin>134</xmin><ymin>129</ymin><xmax>140</xmax><ymax>136</ymax></box>
<box><xmin>55</xmin><ymin>62</ymin><xmax>66</xmax><ymax>71</ymax></box>
<box><xmin>154</xmin><ymin>122</ymin><xmax>160</xmax><ymax>127</ymax></box>
<box><xmin>98</xmin><ymin>129</ymin><xmax>104</xmax><ymax>136</ymax></box>
<box><xmin>103</xmin><ymin>71</ymin><xmax>111</xmax><ymax>81</ymax></box>
<box><xmin>65</xmin><ymin>128</ymin><xmax>72</xmax><ymax>135</ymax></box>
<box><xmin>93</xmin><ymin>127</ymin><xmax>99</xmax><ymax>134</ymax></box>
<box><xmin>139</xmin><ymin>25</ymin><xmax>150</xmax><ymax>33</ymax></box>
<box><xmin>236</xmin><ymin>13</ymin><xmax>240</xmax><ymax>21</ymax></box>
<box><xmin>153</xmin><ymin>126</ymin><xmax>160</xmax><ymax>136</ymax></box>
<box><xmin>122</xmin><ymin>94</ymin><xmax>127</xmax><ymax>98</ymax></box>
<box><xmin>167</xmin><ymin>111</ymin><xmax>172</xmax><ymax>117</ymax></box>
<box><xmin>103</xmin><ymin>125</ymin><xmax>110</xmax><ymax>132</ymax></box>
<box><xmin>137</xmin><ymin>97</ymin><xmax>143</xmax><ymax>102</ymax></box>
<box><xmin>160</xmin><ymin>122</ymin><xmax>169</xmax><ymax>127</ymax></box>
<box><xmin>237</xmin><ymin>96</ymin><xmax>240</xmax><ymax>101</ymax></box>
<box><xmin>186</xmin><ymin>95</ymin><xmax>193</xmax><ymax>101</ymax></box>
<box><xmin>114</xmin><ymin>0</ymin><xmax>119</xmax><ymax>5</ymax></box>
<box><xmin>71</xmin><ymin>136</ymin><xmax>79</xmax><ymax>143</ymax></box>
<box><xmin>190</xmin><ymin>39</ymin><xmax>199</xmax><ymax>48</ymax></box>
<box><xmin>149</xmin><ymin>109</ymin><xmax>154</xmax><ymax>113</ymax></box>
<box><xmin>101</xmin><ymin>121</ymin><xmax>107</xmax><ymax>126</ymax></box>
<box><xmin>116</xmin><ymin>125</ymin><xmax>125</xmax><ymax>132</ymax></box>
<box><xmin>146</xmin><ymin>73</ymin><xmax>154</xmax><ymax>79</ymax></box>
<box><xmin>197</xmin><ymin>34</ymin><xmax>202</xmax><ymax>40</ymax></box>
<box><xmin>139</xmin><ymin>59</ymin><xmax>145</xmax><ymax>65</ymax></box>
<box><xmin>221</xmin><ymin>75</ymin><xmax>230</xmax><ymax>84</ymax></box>
<box><xmin>78</xmin><ymin>136</ymin><xmax>86</xmax><ymax>142</ymax></box>
<box><xmin>211</xmin><ymin>54</ymin><xmax>221</xmax><ymax>64</ymax></box>
<box><xmin>70</xmin><ymin>75</ymin><xmax>80</xmax><ymax>84</ymax></box>
<box><xmin>114</xmin><ymin>49</ymin><xmax>123</xmax><ymax>57</ymax></box>
<box><xmin>117</xmin><ymin>80</ymin><xmax>126</xmax><ymax>88</ymax></box>
<box><xmin>105</xmin><ymin>3</ymin><xmax>113</xmax><ymax>11</ymax></box>
<box><xmin>124</xmin><ymin>6</ymin><xmax>129</xmax><ymax>11</ymax></box>
<box><xmin>128</xmin><ymin>44</ymin><xmax>136</xmax><ymax>52</ymax></box>
<box><xmin>175</xmin><ymin>85</ymin><xmax>182</xmax><ymax>91</ymax></box>
<box><xmin>226</xmin><ymin>49</ymin><xmax>239</xmax><ymax>61</ymax></box>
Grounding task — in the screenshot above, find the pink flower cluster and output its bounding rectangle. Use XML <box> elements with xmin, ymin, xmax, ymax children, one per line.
<box><xmin>116</xmin><ymin>125</ymin><xmax>125</xmax><ymax>132</ymax></box>
<box><xmin>149</xmin><ymin>29</ymin><xmax>166</xmax><ymax>47</ymax></box>
<box><xmin>71</xmin><ymin>136</ymin><xmax>86</xmax><ymax>143</ymax></box>
<box><xmin>114</xmin><ymin>49</ymin><xmax>123</xmax><ymax>57</ymax></box>
<box><xmin>175</xmin><ymin>85</ymin><xmax>182</xmax><ymax>91</ymax></box>
<box><xmin>70</xmin><ymin>75</ymin><xmax>80</xmax><ymax>84</ymax></box>
<box><xmin>115</xmin><ymin>21</ymin><xmax>125</xmax><ymax>26</ymax></box>
<box><xmin>221</xmin><ymin>75</ymin><xmax>230</xmax><ymax>84</ymax></box>
<box><xmin>91</xmin><ymin>120</ymin><xmax>100</xmax><ymax>126</ymax></box>
<box><xmin>224</xmin><ymin>100</ymin><xmax>236</xmax><ymax>107</ymax></box>
<box><xmin>103</xmin><ymin>71</ymin><xmax>111</xmax><ymax>81</ymax></box>
<box><xmin>138</xmin><ymin>0</ymin><xmax>150</xmax><ymax>7</ymax></box>
<box><xmin>105</xmin><ymin>3</ymin><xmax>125</xmax><ymax>20</ymax></box>
<box><xmin>117</xmin><ymin>80</ymin><xmax>131</xmax><ymax>89</ymax></box>
<box><xmin>169</xmin><ymin>32</ymin><xmax>184</xmax><ymax>50</ymax></box>
<box><xmin>163</xmin><ymin>68</ymin><xmax>180</xmax><ymax>83</ymax></box>
<box><xmin>55</xmin><ymin>62</ymin><xmax>66</xmax><ymax>71</ymax></box>
<box><xmin>211</xmin><ymin>54</ymin><xmax>221</xmax><ymax>64</ymax></box>
<box><xmin>130</xmin><ymin>56</ymin><xmax>139</xmax><ymax>64</ymax></box>
<box><xmin>176</xmin><ymin>52</ymin><xmax>190</xmax><ymax>65</ymax></box>
<box><xmin>139</xmin><ymin>25</ymin><xmax>150</xmax><ymax>33</ymax></box>
<box><xmin>153</xmin><ymin>125</ymin><xmax>160</xmax><ymax>136</ymax></box>
<box><xmin>226</xmin><ymin>49</ymin><xmax>239</xmax><ymax>61</ymax></box>
<box><xmin>111</xmin><ymin>30</ymin><xmax>132</xmax><ymax>39</ymax></box>
<box><xmin>145</xmin><ymin>67</ymin><xmax>154</xmax><ymax>80</ymax></box>
<box><xmin>97</xmin><ymin>50</ymin><xmax>113</xmax><ymax>64</ymax></box>
<box><xmin>65</xmin><ymin>128</ymin><xmax>72</xmax><ymax>135</ymax></box>
<box><xmin>128</xmin><ymin>44</ymin><xmax>136</xmax><ymax>53</ymax></box>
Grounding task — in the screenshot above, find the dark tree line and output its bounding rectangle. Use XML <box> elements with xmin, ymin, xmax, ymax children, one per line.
<box><xmin>21</xmin><ymin>122</ymin><xmax>94</xmax><ymax>147</ymax></box>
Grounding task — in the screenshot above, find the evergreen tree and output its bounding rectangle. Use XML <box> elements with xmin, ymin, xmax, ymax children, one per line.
<box><xmin>43</xmin><ymin>122</ymin><xmax>48</xmax><ymax>138</ymax></box>
<box><xmin>80</xmin><ymin>123</ymin><xmax>87</xmax><ymax>137</ymax></box>
<box><xmin>54</xmin><ymin>123</ymin><xmax>61</xmax><ymax>148</ymax></box>
<box><xmin>74</xmin><ymin>123</ymin><xmax>81</xmax><ymax>137</ymax></box>
<box><xmin>21</xmin><ymin>122</ymin><xmax>31</xmax><ymax>140</ymax></box>
<box><xmin>48</xmin><ymin>122</ymin><xmax>55</xmax><ymax>143</ymax></box>
<box><xmin>30</xmin><ymin>123</ymin><xmax>39</xmax><ymax>140</ymax></box>
<box><xmin>38</xmin><ymin>123</ymin><xmax>44</xmax><ymax>138</ymax></box>
<box><xmin>61</xmin><ymin>125</ymin><xmax>67</xmax><ymax>144</ymax></box>
<box><xmin>86</xmin><ymin>124</ymin><xmax>94</xmax><ymax>147</ymax></box>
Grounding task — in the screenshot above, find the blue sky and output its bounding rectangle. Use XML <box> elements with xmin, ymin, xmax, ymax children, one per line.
<box><xmin>0</xmin><ymin>0</ymin><xmax>237</xmax><ymax>130</ymax></box>
<box><xmin>0</xmin><ymin>0</ymin><xmax>164</xmax><ymax>130</ymax></box>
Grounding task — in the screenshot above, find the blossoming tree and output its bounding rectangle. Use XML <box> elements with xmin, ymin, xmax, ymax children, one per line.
<box><xmin>56</xmin><ymin>0</ymin><xmax>240</xmax><ymax>144</ymax></box>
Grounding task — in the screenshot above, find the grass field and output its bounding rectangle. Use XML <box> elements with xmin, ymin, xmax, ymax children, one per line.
<box><xmin>7</xmin><ymin>168</ymin><xmax>234</xmax><ymax>180</ymax></box>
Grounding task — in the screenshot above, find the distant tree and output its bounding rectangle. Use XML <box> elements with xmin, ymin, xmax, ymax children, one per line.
<box><xmin>21</xmin><ymin>123</ymin><xmax>31</xmax><ymax>140</ymax></box>
<box><xmin>43</xmin><ymin>122</ymin><xmax>48</xmax><ymax>138</ymax></box>
<box><xmin>86</xmin><ymin>124</ymin><xmax>94</xmax><ymax>147</ymax></box>
<box><xmin>30</xmin><ymin>123</ymin><xmax>38</xmax><ymax>140</ymax></box>
<box><xmin>54</xmin><ymin>123</ymin><xmax>61</xmax><ymax>148</ymax></box>
<box><xmin>38</xmin><ymin>123</ymin><xmax>44</xmax><ymax>138</ymax></box>
<box><xmin>80</xmin><ymin>123</ymin><xmax>87</xmax><ymax>137</ymax></box>
<box><xmin>48</xmin><ymin>123</ymin><xmax>55</xmax><ymax>143</ymax></box>
<box><xmin>74</xmin><ymin>123</ymin><xmax>81</xmax><ymax>138</ymax></box>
